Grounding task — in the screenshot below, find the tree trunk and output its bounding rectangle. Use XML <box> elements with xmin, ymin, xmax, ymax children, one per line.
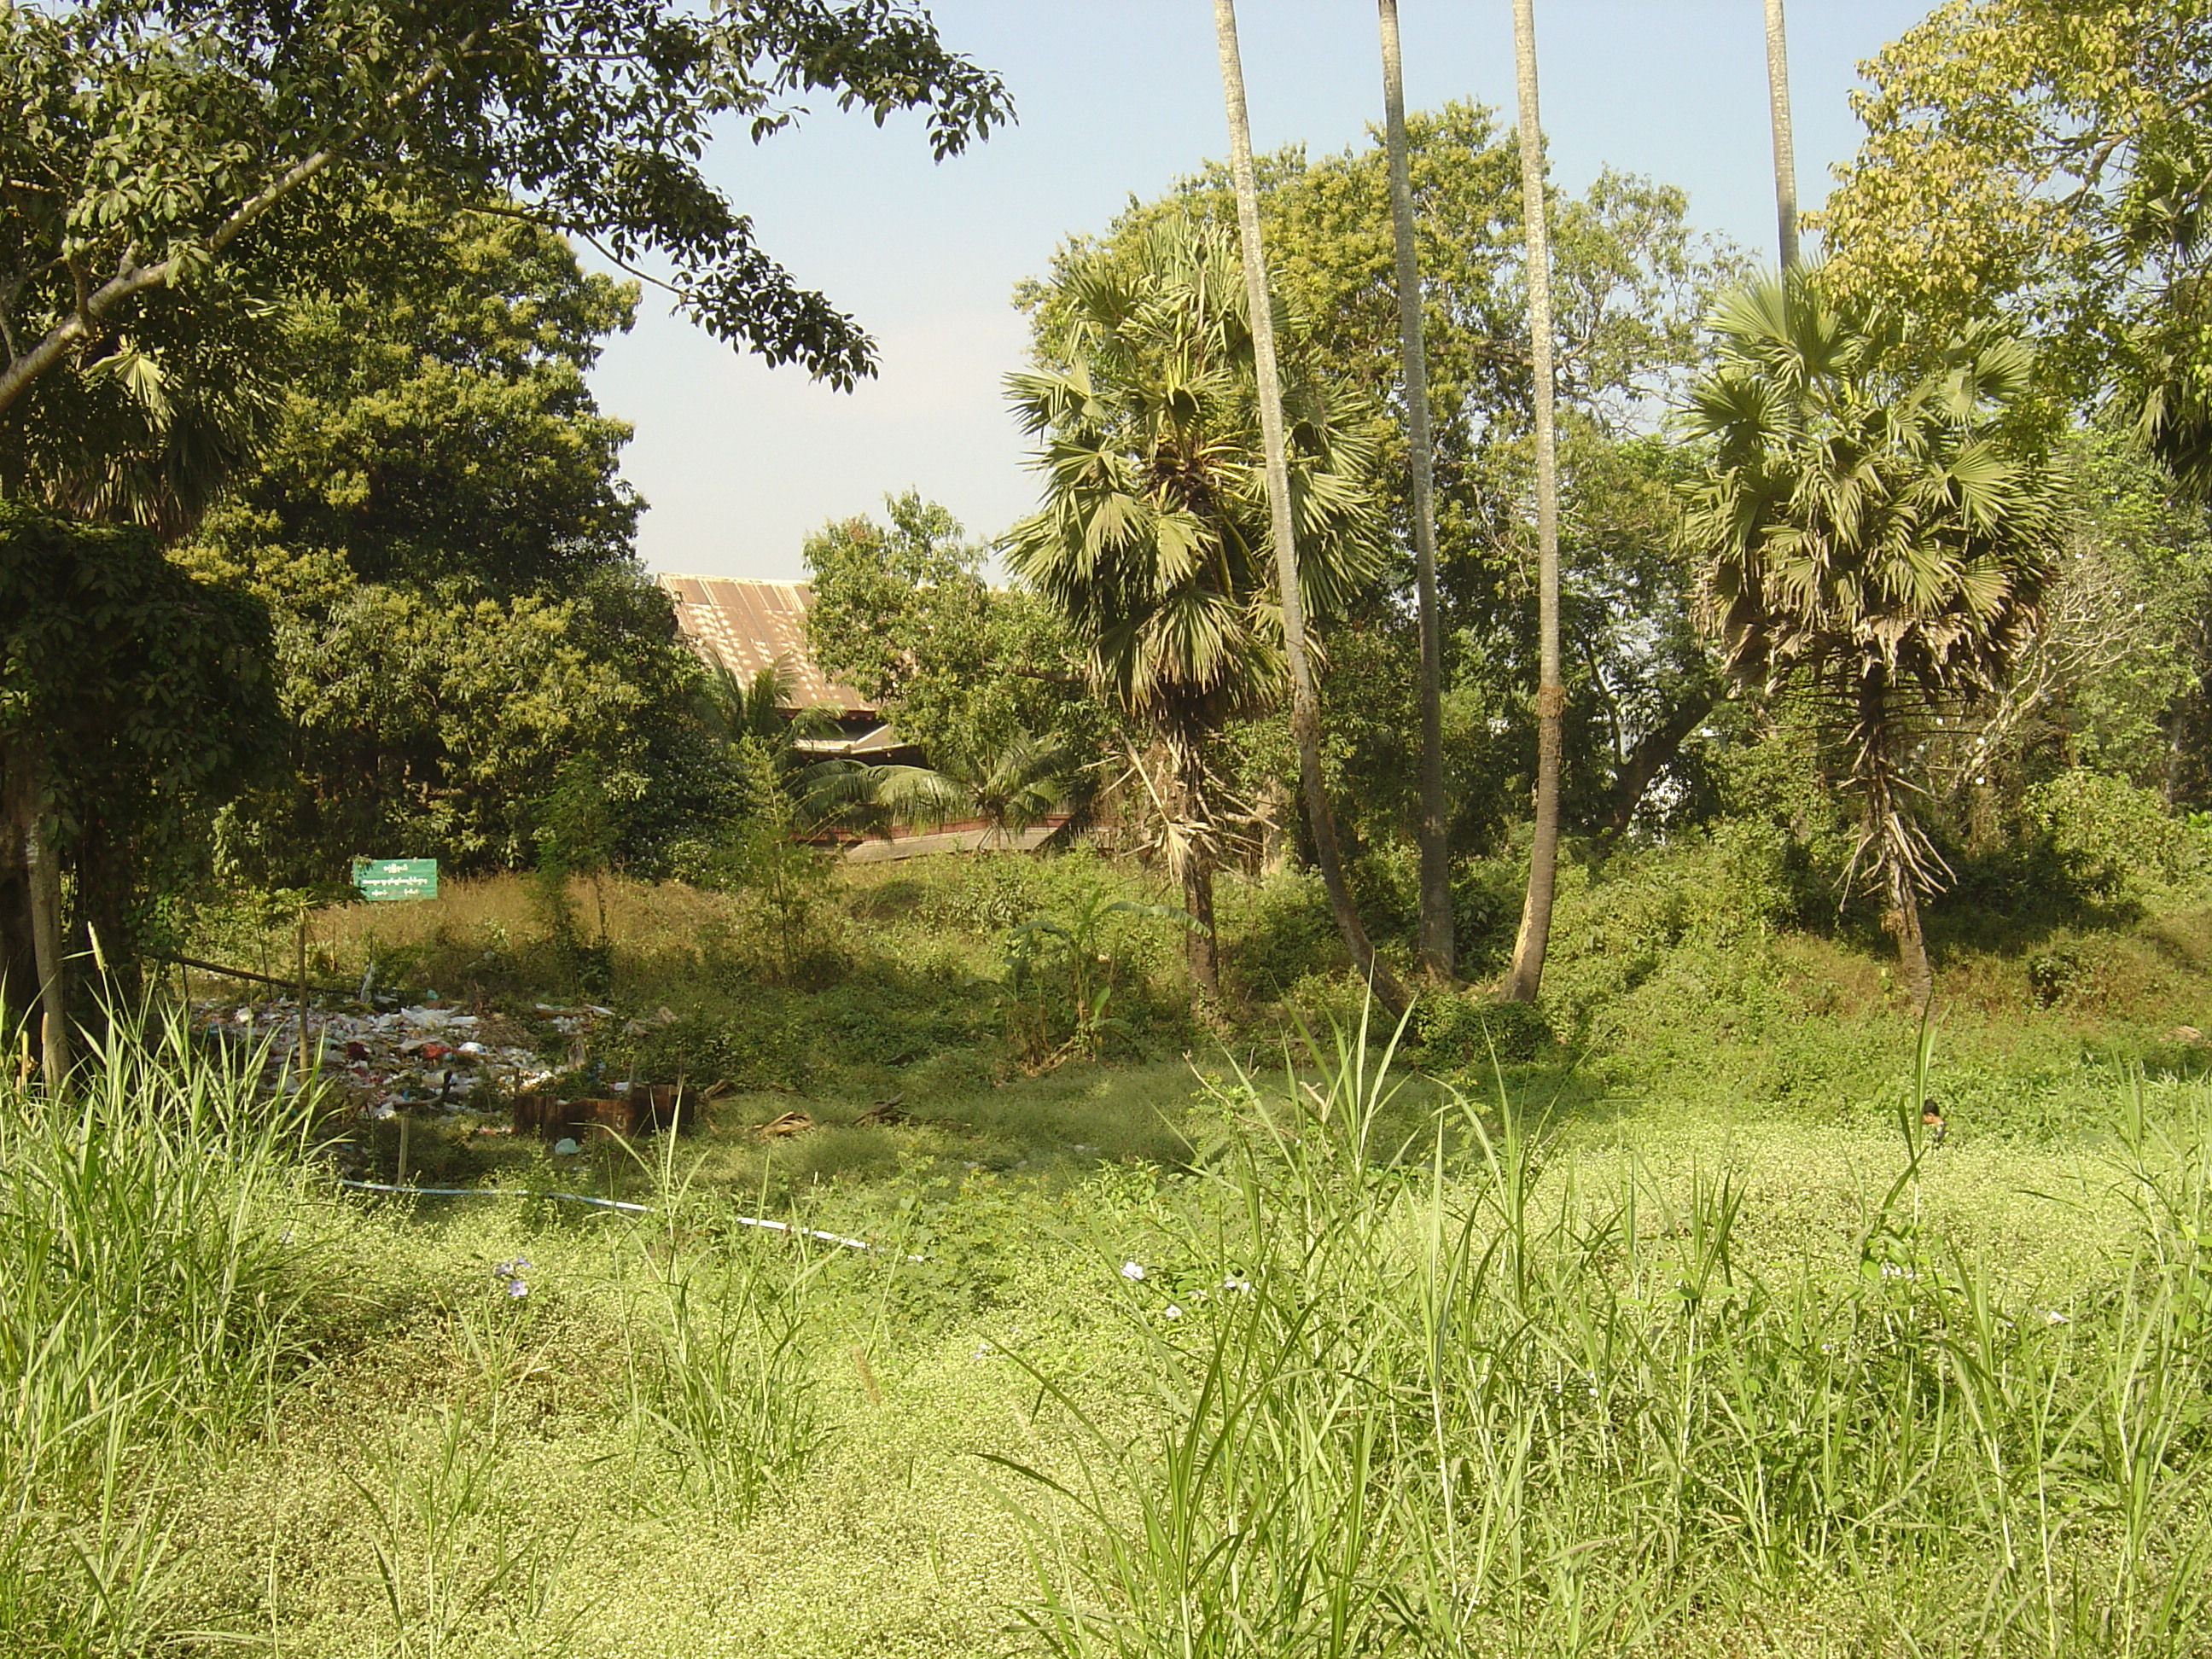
<box><xmin>1594</xmin><ymin>684</ymin><xmax>1724</xmax><ymax>845</ymax></box>
<box><xmin>5</xmin><ymin>741</ymin><xmax>68</xmax><ymax>1088</ymax></box>
<box><xmin>1377</xmin><ymin>0</ymin><xmax>1453</xmax><ymax>983</ymax></box>
<box><xmin>1183</xmin><ymin>848</ymin><xmax>1221</xmax><ymax>1006</ymax></box>
<box><xmin>1175</xmin><ymin>739</ymin><xmax>1222</xmax><ymax>1004</ymax></box>
<box><xmin>1891</xmin><ymin>867</ymin><xmax>1932</xmax><ymax>1010</ymax></box>
<box><xmin>1853</xmin><ymin>669</ymin><xmax>1934</xmax><ymax>1010</ymax></box>
<box><xmin>1505</xmin><ymin>0</ymin><xmax>1563</xmax><ymax>1006</ymax></box>
<box><xmin>1763</xmin><ymin>0</ymin><xmax>1801</xmax><ymax>270</ymax></box>
<box><xmin>1213</xmin><ymin>0</ymin><xmax>1409</xmax><ymax>1019</ymax></box>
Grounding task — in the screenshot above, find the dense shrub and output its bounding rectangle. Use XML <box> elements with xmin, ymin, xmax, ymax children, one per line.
<box><xmin>1413</xmin><ymin>991</ymin><xmax>1552</xmax><ymax>1066</ymax></box>
<box><xmin>2027</xmin><ymin>771</ymin><xmax>2212</xmax><ymax>899</ymax></box>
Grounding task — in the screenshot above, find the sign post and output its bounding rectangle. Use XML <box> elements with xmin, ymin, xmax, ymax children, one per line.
<box><xmin>352</xmin><ymin>859</ymin><xmax>439</xmax><ymax>902</ymax></box>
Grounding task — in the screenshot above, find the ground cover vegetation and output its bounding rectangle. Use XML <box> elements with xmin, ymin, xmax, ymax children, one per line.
<box><xmin>15</xmin><ymin>0</ymin><xmax>2212</xmax><ymax>1650</ymax></box>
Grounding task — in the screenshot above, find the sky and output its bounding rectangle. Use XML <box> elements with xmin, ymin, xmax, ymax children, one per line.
<box><xmin>585</xmin><ymin>0</ymin><xmax>1937</xmax><ymax>582</ymax></box>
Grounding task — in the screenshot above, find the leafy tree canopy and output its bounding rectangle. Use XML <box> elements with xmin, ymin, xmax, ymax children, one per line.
<box><xmin>175</xmin><ymin>214</ymin><xmax>733</xmax><ymax>882</ymax></box>
<box><xmin>1680</xmin><ymin>269</ymin><xmax>2069</xmax><ymax>998</ymax></box>
<box><xmin>804</xmin><ymin>492</ymin><xmax>1103</xmax><ymax>768</ymax></box>
<box><xmin>0</xmin><ymin>0</ymin><xmax>1012</xmax><ymax>443</ymax></box>
<box><xmin>1025</xmin><ymin>103</ymin><xmax>1742</xmax><ymax>456</ymax></box>
<box><xmin>1027</xmin><ymin>102</ymin><xmax>1742</xmax><ymax>853</ymax></box>
<box><xmin>187</xmin><ymin>207</ymin><xmax>642</xmax><ymax>597</ymax></box>
<box><xmin>1812</xmin><ymin>0</ymin><xmax>2212</xmax><ymax>462</ymax></box>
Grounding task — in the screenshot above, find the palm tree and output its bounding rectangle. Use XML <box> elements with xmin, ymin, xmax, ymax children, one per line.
<box><xmin>1504</xmin><ymin>0</ymin><xmax>1564</xmax><ymax>1004</ymax></box>
<box><xmin>694</xmin><ymin>656</ymin><xmax>855</xmax><ymax>831</ymax></box>
<box><xmin>1763</xmin><ymin>0</ymin><xmax>1801</xmax><ymax>270</ymax></box>
<box><xmin>811</xmin><ymin>733</ymin><xmax>1088</xmax><ymax>849</ymax></box>
<box><xmin>1376</xmin><ymin>0</ymin><xmax>1453</xmax><ymax>982</ymax></box>
<box><xmin>1210</xmin><ymin>0</ymin><xmax>1407</xmax><ymax>1015</ymax></box>
<box><xmin>1681</xmin><ymin>270</ymin><xmax>2065</xmax><ymax>1005</ymax></box>
<box><xmin>1005</xmin><ymin>216</ymin><xmax>1388</xmax><ymax>1004</ymax></box>
<box><xmin>696</xmin><ymin>657</ymin><xmax>804</xmax><ymax>747</ymax></box>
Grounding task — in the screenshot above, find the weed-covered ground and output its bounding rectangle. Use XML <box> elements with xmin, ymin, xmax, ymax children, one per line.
<box><xmin>15</xmin><ymin>842</ymin><xmax>2212</xmax><ymax>1656</ymax></box>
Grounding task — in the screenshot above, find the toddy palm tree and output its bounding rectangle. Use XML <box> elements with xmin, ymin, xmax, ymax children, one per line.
<box><xmin>1681</xmin><ymin>270</ymin><xmax>2065</xmax><ymax>1005</ymax></box>
<box><xmin>1005</xmin><ymin>217</ymin><xmax>1387</xmax><ymax>1004</ymax></box>
<box><xmin>1505</xmin><ymin>0</ymin><xmax>1564</xmax><ymax>1004</ymax></box>
<box><xmin>1376</xmin><ymin>0</ymin><xmax>1453</xmax><ymax>981</ymax></box>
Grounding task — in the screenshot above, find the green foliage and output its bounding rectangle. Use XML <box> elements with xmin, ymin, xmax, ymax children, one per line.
<box><xmin>1007</xmin><ymin>216</ymin><xmax>1388</xmax><ymax>736</ymax></box>
<box><xmin>198</xmin><ymin>209</ymin><xmax>644</xmax><ymax>596</ymax></box>
<box><xmin>38</xmin><ymin>849</ymin><xmax>2212</xmax><ymax>1650</ymax></box>
<box><xmin>1008</xmin><ymin>213</ymin><xmax>1389</xmax><ymax>993</ymax></box>
<box><xmin>1223</xmin><ymin>868</ymin><xmax>1343</xmax><ymax>1001</ymax></box>
<box><xmin>998</xmin><ymin>891</ymin><xmax>1191</xmax><ymax>1068</ymax></box>
<box><xmin>1683</xmin><ymin>268</ymin><xmax>2069</xmax><ymax>992</ymax></box>
<box><xmin>1814</xmin><ymin>0</ymin><xmax>2212</xmax><ymax>421</ymax></box>
<box><xmin>0</xmin><ymin>1012</ymin><xmax>328</xmax><ymax>1654</ymax></box>
<box><xmin>816</xmin><ymin>735</ymin><xmax>1091</xmax><ymax>846</ymax></box>
<box><xmin>805</xmin><ymin>492</ymin><xmax>1103</xmax><ymax>768</ymax></box>
<box><xmin>178</xmin><ymin>217</ymin><xmax>737</xmax><ymax>883</ymax></box>
<box><xmin>1006</xmin><ymin>1039</ymin><xmax>2212</xmax><ymax>1657</ymax></box>
<box><xmin>0</xmin><ymin>0</ymin><xmax>1011</xmax><ymax>437</ymax></box>
<box><xmin>614</xmin><ymin>1240</ymin><xmax>824</xmax><ymax>1520</ymax></box>
<box><xmin>0</xmin><ymin>504</ymin><xmax>281</xmax><ymax>984</ymax></box>
<box><xmin>1412</xmin><ymin>988</ymin><xmax>1552</xmax><ymax>1066</ymax></box>
<box><xmin>1942</xmin><ymin>433</ymin><xmax>2212</xmax><ymax>819</ymax></box>
<box><xmin>1037</xmin><ymin>104</ymin><xmax>1744</xmax><ymax>852</ymax></box>
<box><xmin>2027</xmin><ymin>770</ymin><xmax>2212</xmax><ymax>899</ymax></box>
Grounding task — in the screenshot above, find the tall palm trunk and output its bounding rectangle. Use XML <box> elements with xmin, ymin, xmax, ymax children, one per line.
<box><xmin>1504</xmin><ymin>0</ymin><xmax>1563</xmax><ymax>1005</ymax></box>
<box><xmin>1763</xmin><ymin>0</ymin><xmax>1801</xmax><ymax>270</ymax></box>
<box><xmin>1851</xmin><ymin>671</ymin><xmax>1935</xmax><ymax>1009</ymax></box>
<box><xmin>1377</xmin><ymin>0</ymin><xmax>1453</xmax><ymax>983</ymax></box>
<box><xmin>1212</xmin><ymin>0</ymin><xmax>1408</xmax><ymax>1016</ymax></box>
<box><xmin>5</xmin><ymin>740</ymin><xmax>68</xmax><ymax>1088</ymax></box>
<box><xmin>1173</xmin><ymin>736</ymin><xmax>1222</xmax><ymax>1004</ymax></box>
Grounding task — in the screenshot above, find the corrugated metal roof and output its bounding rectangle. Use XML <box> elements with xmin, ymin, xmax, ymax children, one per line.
<box><xmin>656</xmin><ymin>574</ymin><xmax>874</xmax><ymax>716</ymax></box>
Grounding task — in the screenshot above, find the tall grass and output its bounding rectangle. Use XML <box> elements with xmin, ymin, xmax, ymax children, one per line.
<box><xmin>0</xmin><ymin>1009</ymin><xmax>837</xmax><ymax>1654</ymax></box>
<box><xmin>611</xmin><ymin>1238</ymin><xmax>827</xmax><ymax>1517</ymax></box>
<box><xmin>0</xmin><ymin>1009</ymin><xmax>325</xmax><ymax>1656</ymax></box>
<box><xmin>1001</xmin><ymin>1011</ymin><xmax>2212</xmax><ymax>1656</ymax></box>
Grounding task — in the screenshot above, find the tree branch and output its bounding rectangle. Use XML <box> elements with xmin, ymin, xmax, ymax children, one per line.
<box><xmin>0</xmin><ymin>49</ymin><xmax>457</xmax><ymax>416</ymax></box>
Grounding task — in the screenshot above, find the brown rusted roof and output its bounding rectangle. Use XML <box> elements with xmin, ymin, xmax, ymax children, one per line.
<box><xmin>656</xmin><ymin>574</ymin><xmax>874</xmax><ymax>716</ymax></box>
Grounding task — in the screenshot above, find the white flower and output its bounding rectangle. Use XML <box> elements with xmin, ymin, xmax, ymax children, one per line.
<box><xmin>1163</xmin><ymin>1305</ymin><xmax>1182</xmax><ymax>1319</ymax></box>
<box><xmin>2046</xmin><ymin>1310</ymin><xmax>2070</xmax><ymax>1325</ymax></box>
<box><xmin>1120</xmin><ymin>1261</ymin><xmax>1145</xmax><ymax>1281</ymax></box>
<box><xmin>1222</xmin><ymin>1276</ymin><xmax>1252</xmax><ymax>1295</ymax></box>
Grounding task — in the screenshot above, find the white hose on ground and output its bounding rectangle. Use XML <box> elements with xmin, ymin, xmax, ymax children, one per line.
<box><xmin>331</xmin><ymin>1178</ymin><xmax>882</xmax><ymax>1251</ymax></box>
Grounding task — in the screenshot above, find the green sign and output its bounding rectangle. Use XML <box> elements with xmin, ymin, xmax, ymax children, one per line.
<box><xmin>352</xmin><ymin>858</ymin><xmax>439</xmax><ymax>902</ymax></box>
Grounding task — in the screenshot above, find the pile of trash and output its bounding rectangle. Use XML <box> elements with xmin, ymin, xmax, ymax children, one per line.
<box><xmin>194</xmin><ymin>998</ymin><xmax>561</xmax><ymax>1120</ymax></box>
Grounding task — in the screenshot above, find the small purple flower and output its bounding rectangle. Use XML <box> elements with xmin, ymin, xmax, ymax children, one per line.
<box><xmin>491</xmin><ymin>1258</ymin><xmax>533</xmax><ymax>1299</ymax></box>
